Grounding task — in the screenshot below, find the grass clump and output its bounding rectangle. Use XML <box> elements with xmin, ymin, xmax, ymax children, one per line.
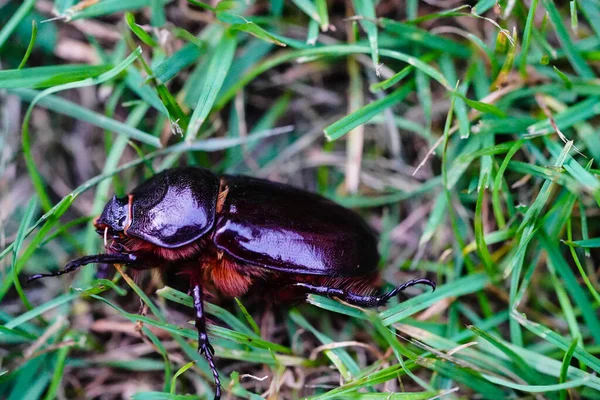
<box><xmin>1</xmin><ymin>0</ymin><xmax>600</xmax><ymax>399</ymax></box>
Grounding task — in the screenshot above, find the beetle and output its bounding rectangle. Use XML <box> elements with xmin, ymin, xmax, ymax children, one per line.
<box><xmin>29</xmin><ymin>166</ymin><xmax>435</xmax><ymax>399</ymax></box>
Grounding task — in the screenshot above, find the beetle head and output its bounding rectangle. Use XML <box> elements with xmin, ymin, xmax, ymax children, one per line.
<box><xmin>95</xmin><ymin>195</ymin><xmax>129</xmax><ymax>234</ymax></box>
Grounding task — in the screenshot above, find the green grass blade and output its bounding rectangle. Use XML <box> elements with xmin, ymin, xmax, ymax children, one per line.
<box><xmin>233</xmin><ymin>298</ymin><xmax>261</xmax><ymax>336</ymax></box>
<box><xmin>289</xmin><ymin>309</ymin><xmax>360</xmax><ymax>379</ymax></box>
<box><xmin>380</xmin><ymin>274</ymin><xmax>488</xmax><ymax>325</ymax></box>
<box><xmin>42</xmin><ymin>345</ymin><xmax>70</xmax><ymax>400</ymax></box>
<box><xmin>560</xmin><ymin>336</ymin><xmax>580</xmax><ymax>400</ymax></box>
<box><xmin>482</xmin><ymin>374</ymin><xmax>591</xmax><ymax>393</ymax></box>
<box><xmin>170</xmin><ymin>361</ymin><xmax>194</xmax><ymax>395</ymax></box>
<box><xmin>186</xmin><ymin>30</ymin><xmax>237</xmax><ymax>141</ymax></box>
<box><xmin>12</xmin><ymin>88</ymin><xmax>161</xmax><ymax>147</ymax></box>
<box><xmin>520</xmin><ymin>0</ymin><xmax>539</xmax><ymax>76</ymax></box>
<box><xmin>579</xmin><ymin>0</ymin><xmax>600</xmax><ymax>40</ymax></box>
<box><xmin>565</xmin><ymin>219</ymin><xmax>600</xmax><ymax>305</ymax></box>
<box><xmin>125</xmin><ymin>12</ymin><xmax>158</xmax><ymax>47</ymax></box>
<box><xmin>215</xmin><ymin>45</ymin><xmax>451</xmax><ymax>109</ymax></box>
<box><xmin>380</xmin><ymin>19</ymin><xmax>470</xmax><ymax>58</ymax></box>
<box><xmin>228</xmin><ymin>21</ymin><xmax>286</xmax><ymax>46</ymax></box>
<box><xmin>512</xmin><ymin>310</ymin><xmax>600</xmax><ymax>374</ymax></box>
<box><xmin>539</xmin><ymin>233</ymin><xmax>600</xmax><ymax>342</ymax></box>
<box><xmin>17</xmin><ymin>20</ymin><xmax>37</xmax><ymax>69</ymax></box>
<box><xmin>565</xmin><ymin>238</ymin><xmax>600</xmax><ymax>248</ymax></box>
<box><xmin>474</xmin><ymin>175</ymin><xmax>496</xmax><ymax>277</ymax></box>
<box><xmin>314</xmin><ymin>0</ymin><xmax>329</xmax><ymax>31</ymax></box>
<box><xmin>352</xmin><ymin>0</ymin><xmax>379</xmax><ymax>71</ymax></box>
<box><xmin>11</xmin><ymin>197</ymin><xmax>38</xmax><ymax>311</ymax></box>
<box><xmin>156</xmin><ymin>286</ymin><xmax>257</xmax><ymax>337</ymax></box>
<box><xmin>69</xmin><ymin>0</ymin><xmax>170</xmax><ymax>20</ymax></box>
<box><xmin>542</xmin><ymin>0</ymin><xmax>594</xmax><ymax>78</ymax></box>
<box><xmin>517</xmin><ymin>141</ymin><xmax>571</xmax><ymax>232</ymax></box>
<box><xmin>290</xmin><ymin>0</ymin><xmax>321</xmax><ymax>25</ymax></box>
<box><xmin>0</xmin><ymin>0</ymin><xmax>36</xmax><ymax>50</ymax></box>
<box><xmin>5</xmin><ymin>283</ymin><xmax>111</xmax><ymax>330</ymax></box>
<box><xmin>451</xmin><ymin>91</ymin><xmax>507</xmax><ymax>117</ymax></box>
<box><xmin>154</xmin><ymin>43</ymin><xmax>204</xmax><ymax>84</ymax></box>
<box><xmin>0</xmin><ymin>196</ymin><xmax>75</xmax><ymax>301</ymax></box>
<box><xmin>325</xmin><ymin>83</ymin><xmax>413</xmax><ymax>141</ymax></box>
<box><xmin>468</xmin><ymin>325</ymin><xmax>544</xmax><ymax>383</ymax></box>
<box><xmin>0</xmin><ymin>65</ymin><xmax>114</xmax><ymax>89</ymax></box>
<box><xmin>492</xmin><ymin>140</ymin><xmax>523</xmax><ymax>228</ymax></box>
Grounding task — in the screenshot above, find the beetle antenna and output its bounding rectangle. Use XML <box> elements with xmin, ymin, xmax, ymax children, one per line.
<box><xmin>27</xmin><ymin>253</ymin><xmax>135</xmax><ymax>283</ymax></box>
<box><xmin>377</xmin><ymin>278</ymin><xmax>436</xmax><ymax>306</ymax></box>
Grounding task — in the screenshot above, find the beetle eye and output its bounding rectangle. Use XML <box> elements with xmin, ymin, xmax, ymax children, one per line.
<box><xmin>117</xmin><ymin>215</ymin><xmax>127</xmax><ymax>228</ymax></box>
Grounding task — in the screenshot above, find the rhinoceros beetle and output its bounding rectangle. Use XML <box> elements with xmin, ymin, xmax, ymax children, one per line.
<box><xmin>29</xmin><ymin>167</ymin><xmax>435</xmax><ymax>399</ymax></box>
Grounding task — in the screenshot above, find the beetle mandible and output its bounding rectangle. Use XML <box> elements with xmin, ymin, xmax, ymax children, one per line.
<box><xmin>29</xmin><ymin>167</ymin><xmax>435</xmax><ymax>399</ymax></box>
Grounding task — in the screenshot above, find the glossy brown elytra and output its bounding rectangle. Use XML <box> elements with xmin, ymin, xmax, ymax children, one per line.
<box><xmin>29</xmin><ymin>167</ymin><xmax>435</xmax><ymax>399</ymax></box>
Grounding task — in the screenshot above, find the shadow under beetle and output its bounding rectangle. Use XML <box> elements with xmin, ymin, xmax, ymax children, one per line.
<box><xmin>29</xmin><ymin>167</ymin><xmax>435</xmax><ymax>399</ymax></box>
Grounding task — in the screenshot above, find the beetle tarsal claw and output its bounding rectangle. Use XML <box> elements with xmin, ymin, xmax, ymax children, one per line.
<box><xmin>377</xmin><ymin>278</ymin><xmax>437</xmax><ymax>306</ymax></box>
<box><xmin>199</xmin><ymin>341</ymin><xmax>215</xmax><ymax>356</ymax></box>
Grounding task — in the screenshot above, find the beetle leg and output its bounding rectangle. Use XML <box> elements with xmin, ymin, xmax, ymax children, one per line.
<box><xmin>375</xmin><ymin>278</ymin><xmax>436</xmax><ymax>306</ymax></box>
<box><xmin>192</xmin><ymin>284</ymin><xmax>221</xmax><ymax>400</ymax></box>
<box><xmin>293</xmin><ymin>278</ymin><xmax>435</xmax><ymax>308</ymax></box>
<box><xmin>95</xmin><ymin>263</ymin><xmax>113</xmax><ymax>279</ymax></box>
<box><xmin>27</xmin><ymin>253</ymin><xmax>137</xmax><ymax>283</ymax></box>
<box><xmin>292</xmin><ymin>282</ymin><xmax>381</xmax><ymax>307</ymax></box>
<box><xmin>109</xmin><ymin>241</ymin><xmax>128</xmax><ymax>253</ymax></box>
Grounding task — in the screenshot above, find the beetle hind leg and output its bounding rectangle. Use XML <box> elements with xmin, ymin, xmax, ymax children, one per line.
<box><xmin>376</xmin><ymin>278</ymin><xmax>436</xmax><ymax>306</ymax></box>
<box><xmin>191</xmin><ymin>283</ymin><xmax>221</xmax><ymax>400</ymax></box>
<box><xmin>293</xmin><ymin>278</ymin><xmax>435</xmax><ymax>308</ymax></box>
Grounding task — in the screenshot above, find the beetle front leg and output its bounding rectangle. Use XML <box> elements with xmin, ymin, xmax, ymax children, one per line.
<box><xmin>27</xmin><ymin>253</ymin><xmax>137</xmax><ymax>283</ymax></box>
<box><xmin>192</xmin><ymin>284</ymin><xmax>221</xmax><ymax>400</ymax></box>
